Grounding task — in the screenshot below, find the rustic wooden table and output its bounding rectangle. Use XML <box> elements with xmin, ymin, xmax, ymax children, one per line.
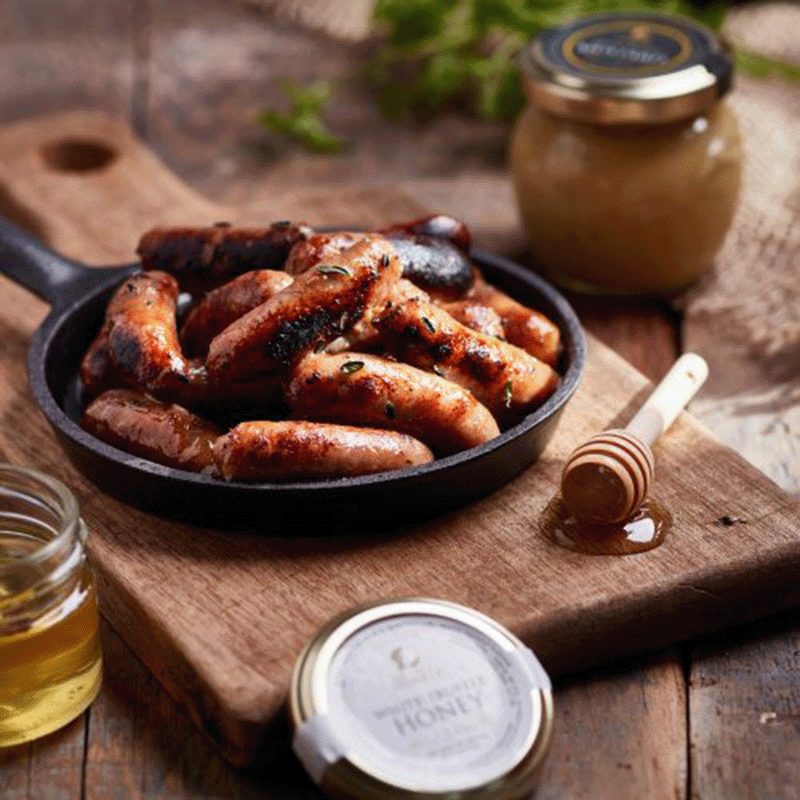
<box><xmin>1</xmin><ymin>2</ymin><xmax>798</xmax><ymax>798</ymax></box>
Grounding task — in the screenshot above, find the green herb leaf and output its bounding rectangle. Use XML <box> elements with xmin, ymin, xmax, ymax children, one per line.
<box><xmin>385</xmin><ymin>401</ymin><xmax>396</xmax><ymax>419</ymax></box>
<box><xmin>421</xmin><ymin>316</ymin><xmax>436</xmax><ymax>333</ymax></box>
<box><xmin>314</xmin><ymin>340</ymin><xmax>326</xmax><ymax>353</ymax></box>
<box><xmin>317</xmin><ymin>264</ymin><xmax>352</xmax><ymax>276</ymax></box>
<box><xmin>341</xmin><ymin>360</ymin><xmax>365</xmax><ymax>374</ymax></box>
<box><xmin>259</xmin><ymin>81</ymin><xmax>346</xmax><ymax>154</ymax></box>
<box><xmin>504</xmin><ymin>379</ymin><xmax>513</xmax><ymax>408</ymax></box>
<box><xmin>735</xmin><ymin>49</ymin><xmax>800</xmax><ymax>83</ymax></box>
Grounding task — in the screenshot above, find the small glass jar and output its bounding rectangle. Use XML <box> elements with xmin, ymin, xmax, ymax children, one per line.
<box><xmin>0</xmin><ymin>464</ymin><xmax>103</xmax><ymax>747</ymax></box>
<box><xmin>510</xmin><ymin>11</ymin><xmax>743</xmax><ymax>295</ymax></box>
<box><xmin>290</xmin><ymin>598</ymin><xmax>554</xmax><ymax>800</ymax></box>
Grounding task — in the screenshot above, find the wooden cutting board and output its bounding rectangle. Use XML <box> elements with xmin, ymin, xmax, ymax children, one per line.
<box><xmin>1</xmin><ymin>110</ymin><xmax>799</xmax><ymax>766</ymax></box>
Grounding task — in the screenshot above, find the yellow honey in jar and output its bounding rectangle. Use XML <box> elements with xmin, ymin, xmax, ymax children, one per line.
<box><xmin>0</xmin><ymin>465</ymin><xmax>102</xmax><ymax>747</ymax></box>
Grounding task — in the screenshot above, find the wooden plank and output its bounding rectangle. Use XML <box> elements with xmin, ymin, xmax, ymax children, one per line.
<box><xmin>0</xmin><ymin>717</ymin><xmax>87</xmax><ymax>800</ymax></box>
<box><xmin>539</xmin><ymin>653</ymin><xmax>687</xmax><ymax>800</ymax></box>
<box><xmin>689</xmin><ymin>612</ymin><xmax>800</xmax><ymax>800</ymax></box>
<box><xmin>84</xmin><ymin>621</ymin><xmax>327</xmax><ymax>800</ymax></box>
<box><xmin>142</xmin><ymin>0</ymin><xmax>510</xmax><ymax>210</ymax></box>
<box><xmin>0</xmin><ymin>0</ymin><xmax>138</xmax><ymax>124</ymax></box>
<box><xmin>0</xmin><ymin>109</ymin><xmax>798</xmax><ymax>766</ymax></box>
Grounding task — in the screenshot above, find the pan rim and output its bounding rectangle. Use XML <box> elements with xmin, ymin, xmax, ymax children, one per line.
<box><xmin>28</xmin><ymin>248</ymin><xmax>585</xmax><ymax>495</ymax></box>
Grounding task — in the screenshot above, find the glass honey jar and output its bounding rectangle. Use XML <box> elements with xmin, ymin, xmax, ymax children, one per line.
<box><xmin>290</xmin><ymin>598</ymin><xmax>554</xmax><ymax>799</ymax></box>
<box><xmin>510</xmin><ymin>11</ymin><xmax>743</xmax><ymax>295</ymax></box>
<box><xmin>0</xmin><ymin>464</ymin><xmax>102</xmax><ymax>746</ymax></box>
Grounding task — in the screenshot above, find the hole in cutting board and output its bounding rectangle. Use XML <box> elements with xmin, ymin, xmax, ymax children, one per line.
<box><xmin>41</xmin><ymin>139</ymin><xmax>117</xmax><ymax>173</ymax></box>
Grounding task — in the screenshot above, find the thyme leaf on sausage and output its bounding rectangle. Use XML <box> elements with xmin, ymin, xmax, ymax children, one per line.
<box><xmin>317</xmin><ymin>264</ymin><xmax>352</xmax><ymax>276</ymax></box>
<box><xmin>504</xmin><ymin>380</ymin><xmax>513</xmax><ymax>409</ymax></box>
<box><xmin>421</xmin><ymin>316</ymin><xmax>436</xmax><ymax>334</ymax></box>
<box><xmin>384</xmin><ymin>401</ymin><xmax>396</xmax><ymax>419</ymax></box>
<box><xmin>314</xmin><ymin>340</ymin><xmax>326</xmax><ymax>353</ymax></box>
<box><xmin>341</xmin><ymin>360</ymin><xmax>365</xmax><ymax>374</ymax></box>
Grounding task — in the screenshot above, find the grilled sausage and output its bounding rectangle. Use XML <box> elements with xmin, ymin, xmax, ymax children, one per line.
<box><xmin>104</xmin><ymin>270</ymin><xmax>209</xmax><ymax>403</ymax></box>
<box><xmin>207</xmin><ymin>235</ymin><xmax>402</xmax><ymax>385</ymax></box>
<box><xmin>383</xmin><ymin>233</ymin><xmax>475</xmax><ymax>302</ymax></box>
<box><xmin>324</xmin><ymin>279</ymin><xmax>429</xmax><ymax>354</ymax></box>
<box><xmin>286</xmin><ymin>352</ymin><xmax>500</xmax><ymax>454</ymax></box>
<box><xmin>467</xmin><ymin>276</ymin><xmax>560</xmax><ymax>366</ymax></box>
<box><xmin>82</xmin><ymin>389</ymin><xmax>219</xmax><ymax>474</ymax></box>
<box><xmin>80</xmin><ymin>326</ymin><xmax>123</xmax><ymax>399</ymax></box>
<box><xmin>283</xmin><ymin>231</ymin><xmax>363</xmax><ymax>275</ymax></box>
<box><xmin>180</xmin><ymin>269</ymin><xmax>293</xmax><ymax>356</ymax></box>
<box><xmin>213</xmin><ymin>420</ymin><xmax>433</xmax><ymax>481</ymax></box>
<box><xmin>381</xmin><ymin>214</ymin><xmax>471</xmax><ymax>253</ymax></box>
<box><xmin>373</xmin><ymin>295</ymin><xmax>559</xmax><ymax>427</ymax></box>
<box><xmin>440</xmin><ymin>300</ymin><xmax>505</xmax><ymax>340</ymax></box>
<box><xmin>137</xmin><ymin>221</ymin><xmax>312</xmax><ymax>294</ymax></box>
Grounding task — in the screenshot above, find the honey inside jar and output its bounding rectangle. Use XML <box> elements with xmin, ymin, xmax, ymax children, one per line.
<box><xmin>0</xmin><ymin>466</ymin><xmax>102</xmax><ymax>747</ymax></box>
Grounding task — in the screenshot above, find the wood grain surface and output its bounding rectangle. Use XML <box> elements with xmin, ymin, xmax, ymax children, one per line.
<box><xmin>1</xmin><ymin>2</ymin><xmax>799</xmax><ymax>798</ymax></box>
<box><xmin>0</xmin><ymin>108</ymin><xmax>798</xmax><ymax>770</ymax></box>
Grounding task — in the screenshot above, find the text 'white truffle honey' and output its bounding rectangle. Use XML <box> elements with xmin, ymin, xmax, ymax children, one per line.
<box><xmin>289</xmin><ymin>598</ymin><xmax>554</xmax><ymax>799</ymax></box>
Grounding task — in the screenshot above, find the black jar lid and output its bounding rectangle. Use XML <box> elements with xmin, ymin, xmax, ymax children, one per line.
<box><xmin>519</xmin><ymin>11</ymin><xmax>734</xmax><ymax>124</ymax></box>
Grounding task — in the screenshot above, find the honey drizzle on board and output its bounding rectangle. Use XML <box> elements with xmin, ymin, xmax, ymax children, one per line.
<box><xmin>540</xmin><ymin>495</ymin><xmax>672</xmax><ymax>555</ymax></box>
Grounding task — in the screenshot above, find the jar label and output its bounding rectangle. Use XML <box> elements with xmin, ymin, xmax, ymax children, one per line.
<box><xmin>324</xmin><ymin>613</ymin><xmax>541</xmax><ymax>792</ymax></box>
<box><xmin>562</xmin><ymin>20</ymin><xmax>694</xmax><ymax>75</ymax></box>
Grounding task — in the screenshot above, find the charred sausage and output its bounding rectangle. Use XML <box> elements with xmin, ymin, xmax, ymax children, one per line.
<box><xmin>286</xmin><ymin>352</ymin><xmax>500</xmax><ymax>454</ymax></box>
<box><xmin>383</xmin><ymin>234</ymin><xmax>474</xmax><ymax>302</ymax></box>
<box><xmin>137</xmin><ymin>221</ymin><xmax>312</xmax><ymax>294</ymax></box>
<box><xmin>82</xmin><ymin>389</ymin><xmax>219</xmax><ymax>474</ymax></box>
<box><xmin>381</xmin><ymin>214</ymin><xmax>471</xmax><ymax>253</ymax></box>
<box><xmin>80</xmin><ymin>326</ymin><xmax>123</xmax><ymax>399</ymax></box>
<box><xmin>179</xmin><ymin>269</ymin><xmax>293</xmax><ymax>356</ymax></box>
<box><xmin>373</xmin><ymin>294</ymin><xmax>559</xmax><ymax>427</ymax></box>
<box><xmin>213</xmin><ymin>420</ymin><xmax>433</xmax><ymax>481</ymax></box>
<box><xmin>467</xmin><ymin>275</ymin><xmax>560</xmax><ymax>366</ymax></box>
<box><xmin>104</xmin><ymin>270</ymin><xmax>209</xmax><ymax>403</ymax></box>
<box><xmin>206</xmin><ymin>235</ymin><xmax>402</xmax><ymax>384</ymax></box>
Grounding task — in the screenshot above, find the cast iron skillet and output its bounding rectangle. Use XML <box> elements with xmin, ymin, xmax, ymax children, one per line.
<box><xmin>0</xmin><ymin>216</ymin><xmax>585</xmax><ymax>530</ymax></box>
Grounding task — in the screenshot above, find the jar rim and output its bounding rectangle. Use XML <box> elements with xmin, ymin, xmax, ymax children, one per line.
<box><xmin>0</xmin><ymin>463</ymin><xmax>80</xmax><ymax>576</ymax></box>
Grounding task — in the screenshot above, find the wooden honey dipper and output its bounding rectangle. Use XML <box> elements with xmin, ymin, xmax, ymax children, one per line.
<box><xmin>561</xmin><ymin>353</ymin><xmax>709</xmax><ymax>525</ymax></box>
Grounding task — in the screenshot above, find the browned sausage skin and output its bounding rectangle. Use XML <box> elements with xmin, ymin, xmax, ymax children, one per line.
<box><xmin>381</xmin><ymin>214</ymin><xmax>472</xmax><ymax>254</ymax></box>
<box><xmin>179</xmin><ymin>269</ymin><xmax>293</xmax><ymax>357</ymax></box>
<box><xmin>207</xmin><ymin>235</ymin><xmax>402</xmax><ymax>385</ymax></box>
<box><xmin>137</xmin><ymin>221</ymin><xmax>312</xmax><ymax>294</ymax></box>
<box><xmin>283</xmin><ymin>232</ymin><xmax>363</xmax><ymax>275</ymax></box>
<box><xmin>104</xmin><ymin>270</ymin><xmax>209</xmax><ymax>403</ymax></box>
<box><xmin>373</xmin><ymin>294</ymin><xmax>559</xmax><ymax>427</ymax></box>
<box><xmin>440</xmin><ymin>300</ymin><xmax>506</xmax><ymax>340</ymax></box>
<box><xmin>79</xmin><ymin>326</ymin><xmax>123</xmax><ymax>399</ymax></box>
<box><xmin>467</xmin><ymin>275</ymin><xmax>560</xmax><ymax>366</ymax></box>
<box><xmin>82</xmin><ymin>389</ymin><xmax>219</xmax><ymax>474</ymax></box>
<box><xmin>213</xmin><ymin>420</ymin><xmax>433</xmax><ymax>481</ymax></box>
<box><xmin>286</xmin><ymin>352</ymin><xmax>500</xmax><ymax>455</ymax></box>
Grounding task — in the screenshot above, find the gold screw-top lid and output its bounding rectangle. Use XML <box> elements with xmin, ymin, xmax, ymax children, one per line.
<box><xmin>289</xmin><ymin>598</ymin><xmax>554</xmax><ymax>800</ymax></box>
<box><xmin>519</xmin><ymin>10</ymin><xmax>734</xmax><ymax>124</ymax></box>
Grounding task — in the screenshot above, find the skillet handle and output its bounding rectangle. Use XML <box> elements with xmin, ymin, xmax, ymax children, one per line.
<box><xmin>0</xmin><ymin>215</ymin><xmax>90</xmax><ymax>307</ymax></box>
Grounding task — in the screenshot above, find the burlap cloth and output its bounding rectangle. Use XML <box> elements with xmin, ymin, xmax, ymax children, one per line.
<box><xmin>683</xmin><ymin>3</ymin><xmax>800</xmax><ymax>494</ymax></box>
